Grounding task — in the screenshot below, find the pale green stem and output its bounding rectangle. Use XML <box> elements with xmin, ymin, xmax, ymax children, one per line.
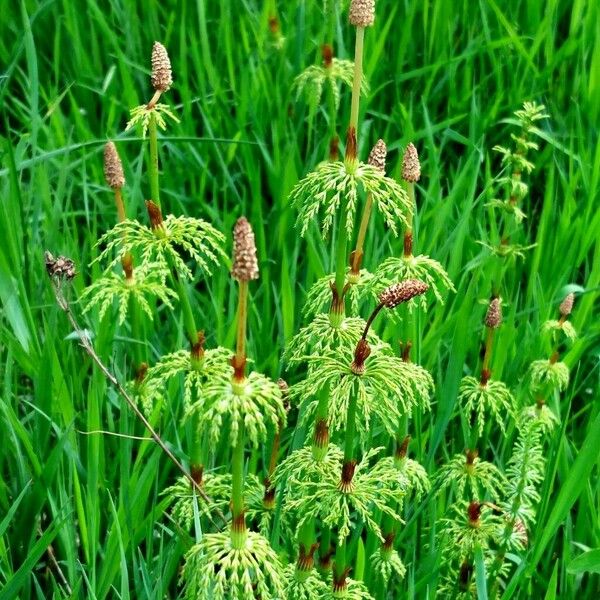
<box><xmin>236</xmin><ymin>281</ymin><xmax>249</xmax><ymax>362</ymax></box>
<box><xmin>351</xmin><ymin>192</ymin><xmax>373</xmax><ymax>274</ymax></box>
<box><xmin>488</xmin><ymin>431</ymin><xmax>536</xmax><ymax>596</ymax></box>
<box><xmin>231</xmin><ymin>424</ymin><xmax>247</xmax><ymax>548</ymax></box>
<box><xmin>333</xmin><ymin>385</ymin><xmax>359</xmax><ymax>587</ymax></box>
<box><xmin>148</xmin><ymin>112</ymin><xmax>160</xmax><ymax>207</ymax></box>
<box><xmin>334</xmin><ymin>208</ymin><xmax>349</xmax><ymax>300</ymax></box>
<box><xmin>349</xmin><ymin>27</ymin><xmax>365</xmax><ymax>132</ymax></box>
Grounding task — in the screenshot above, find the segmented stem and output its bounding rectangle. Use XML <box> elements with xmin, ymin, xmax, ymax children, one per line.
<box><xmin>349</xmin><ymin>27</ymin><xmax>365</xmax><ymax>132</ymax></box>
<box><xmin>231</xmin><ymin>423</ymin><xmax>247</xmax><ymax>548</ymax></box>
<box><xmin>148</xmin><ymin>112</ymin><xmax>160</xmax><ymax>207</ymax></box>
<box><xmin>351</xmin><ymin>192</ymin><xmax>373</xmax><ymax>274</ymax></box>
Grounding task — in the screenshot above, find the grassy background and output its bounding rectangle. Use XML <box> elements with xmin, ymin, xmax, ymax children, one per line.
<box><xmin>1</xmin><ymin>0</ymin><xmax>599</xmax><ymax>597</ymax></box>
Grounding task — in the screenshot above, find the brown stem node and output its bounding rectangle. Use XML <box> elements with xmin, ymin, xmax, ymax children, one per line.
<box><xmin>400</xmin><ymin>340</ymin><xmax>412</xmax><ymax>363</ymax></box>
<box><xmin>232</xmin><ymin>511</ymin><xmax>246</xmax><ymax>533</ymax></box>
<box><xmin>345</xmin><ymin>127</ymin><xmax>357</xmax><ymax>162</ymax></box>
<box><xmin>145</xmin><ymin>200</ymin><xmax>164</xmax><ymax>230</ymax></box>
<box><xmin>315</xmin><ymin>418</ymin><xmax>330</xmax><ymax>449</ymax></box>
<box><xmin>329</xmin><ymin>135</ymin><xmax>339</xmax><ymax>161</ymax></box>
<box><xmin>332</xmin><ymin>566</ymin><xmax>352</xmax><ymax>592</ymax></box>
<box><xmin>480</xmin><ymin>368</ymin><xmax>491</xmax><ymax>386</ymax></box>
<box><xmin>351</xmin><ymin>338</ymin><xmax>371</xmax><ymax>375</ymax></box>
<box><xmin>403</xmin><ymin>230</ymin><xmax>413</xmax><ymax>257</ymax></box>
<box><xmin>191</xmin><ymin>464</ymin><xmax>204</xmax><ymax>486</ymax></box>
<box><xmin>191</xmin><ymin>330</ymin><xmax>206</xmax><ymax>362</ymax></box>
<box><xmin>298</xmin><ymin>543</ymin><xmax>320</xmax><ymax>571</ymax></box>
<box><xmin>395</xmin><ymin>435</ymin><xmax>411</xmax><ymax>460</ymax></box>
<box><xmin>339</xmin><ymin>460</ymin><xmax>357</xmax><ymax>492</ymax></box>
<box><xmin>322</xmin><ymin>44</ymin><xmax>333</xmax><ymax>68</ymax></box>
<box><xmin>231</xmin><ymin>354</ymin><xmax>247</xmax><ymax>382</ymax></box>
<box><xmin>468</xmin><ymin>501</ymin><xmax>482</xmax><ymax>525</ymax></box>
<box><xmin>382</xmin><ymin>531</ymin><xmax>396</xmax><ymax>551</ymax></box>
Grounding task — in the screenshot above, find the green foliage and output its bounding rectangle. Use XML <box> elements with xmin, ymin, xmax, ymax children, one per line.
<box><xmin>290</xmin><ymin>161</ymin><xmax>410</xmax><ymax>237</ymax></box>
<box><xmin>440</xmin><ymin>503</ymin><xmax>501</xmax><ymax>561</ymax></box>
<box><xmin>542</xmin><ymin>319</ymin><xmax>577</xmax><ymax>342</ymax></box>
<box><xmin>163</xmin><ymin>472</ymin><xmax>231</xmax><ymax>529</ymax></box>
<box><xmin>458</xmin><ymin>376</ymin><xmax>515</xmax><ymax>438</ymax></box>
<box><xmin>371</xmin><ymin>546</ymin><xmax>406</xmax><ymax>584</ymax></box>
<box><xmin>529</xmin><ymin>359</ymin><xmax>570</xmax><ymax>392</ymax></box>
<box><xmin>293</xmin><ymin>58</ymin><xmax>368</xmax><ymax>110</ymax></box>
<box><xmin>94</xmin><ymin>215</ymin><xmax>226</xmax><ymax>280</ymax></box>
<box><xmin>281</xmin><ymin>564</ymin><xmax>329</xmax><ymax>600</ymax></box>
<box><xmin>126</xmin><ymin>103</ymin><xmax>180</xmax><ymax>137</ymax></box>
<box><xmin>394</xmin><ymin>455</ymin><xmax>430</xmax><ymax>499</ymax></box>
<box><xmin>273</xmin><ymin>445</ymin><xmax>344</xmax><ymax>508</ymax></box>
<box><xmin>284</xmin><ymin>314</ymin><xmax>377</xmax><ymax>364</ymax></box>
<box><xmin>371</xmin><ymin>254</ymin><xmax>455</xmax><ymax>311</ymax></box>
<box><xmin>80</xmin><ymin>262</ymin><xmax>176</xmax><ymax>324</ymax></box>
<box><xmin>286</xmin><ymin>448</ymin><xmax>405</xmax><ymax>542</ymax></box>
<box><xmin>294</xmin><ymin>345</ymin><xmax>433</xmax><ymax>439</ymax></box>
<box><xmin>1</xmin><ymin>1</ymin><xmax>597</xmax><ymax>598</ymax></box>
<box><xmin>143</xmin><ymin>346</ymin><xmax>231</xmax><ymax>413</ymax></box>
<box><xmin>182</xmin><ymin>530</ymin><xmax>285</xmax><ymax>600</ymax></box>
<box><xmin>499</xmin><ymin>420</ymin><xmax>547</xmax><ymax>542</ymax></box>
<box><xmin>302</xmin><ymin>268</ymin><xmax>374</xmax><ymax>319</ymax></box>
<box><xmin>187</xmin><ymin>371</ymin><xmax>286</xmax><ymax>447</ymax></box>
<box><xmin>436</xmin><ymin>453</ymin><xmax>506</xmax><ymax>500</ymax></box>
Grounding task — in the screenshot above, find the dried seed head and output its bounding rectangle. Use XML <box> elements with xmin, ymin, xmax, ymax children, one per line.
<box><xmin>485</xmin><ymin>297</ymin><xmax>502</xmax><ymax>329</ymax></box>
<box><xmin>103</xmin><ymin>141</ymin><xmax>125</xmax><ymax>188</ymax></box>
<box><xmin>368</xmin><ymin>139</ymin><xmax>387</xmax><ymax>172</ymax></box>
<box><xmin>379</xmin><ymin>279</ymin><xmax>429</xmax><ymax>308</ymax></box>
<box><xmin>277</xmin><ymin>378</ymin><xmax>290</xmax><ymax>412</ymax></box>
<box><xmin>402</xmin><ymin>142</ymin><xmax>421</xmax><ymax>182</ymax></box>
<box><xmin>349</xmin><ymin>0</ymin><xmax>375</xmax><ymax>27</ymax></box>
<box><xmin>44</xmin><ymin>251</ymin><xmax>76</xmax><ymax>280</ymax></box>
<box><xmin>559</xmin><ymin>292</ymin><xmax>574</xmax><ymax>317</ymax></box>
<box><xmin>277</xmin><ymin>378</ymin><xmax>289</xmax><ymax>396</ymax></box>
<box><xmin>232</xmin><ymin>217</ymin><xmax>259</xmax><ymax>282</ymax></box>
<box><xmin>151</xmin><ymin>42</ymin><xmax>173</xmax><ymax>92</ymax></box>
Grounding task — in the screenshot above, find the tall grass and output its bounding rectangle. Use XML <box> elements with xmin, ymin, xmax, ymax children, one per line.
<box><xmin>1</xmin><ymin>0</ymin><xmax>599</xmax><ymax>598</ymax></box>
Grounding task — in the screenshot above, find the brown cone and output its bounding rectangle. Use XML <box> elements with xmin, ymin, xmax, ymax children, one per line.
<box><xmin>232</xmin><ymin>217</ymin><xmax>259</xmax><ymax>282</ymax></box>
<box><xmin>559</xmin><ymin>292</ymin><xmax>574</xmax><ymax>317</ymax></box>
<box><xmin>368</xmin><ymin>139</ymin><xmax>387</xmax><ymax>172</ymax></box>
<box><xmin>103</xmin><ymin>141</ymin><xmax>125</xmax><ymax>189</ymax></box>
<box><xmin>402</xmin><ymin>143</ymin><xmax>421</xmax><ymax>183</ymax></box>
<box><xmin>379</xmin><ymin>279</ymin><xmax>429</xmax><ymax>308</ymax></box>
<box><xmin>484</xmin><ymin>297</ymin><xmax>502</xmax><ymax>329</ymax></box>
<box><xmin>349</xmin><ymin>0</ymin><xmax>375</xmax><ymax>27</ymax></box>
<box><xmin>151</xmin><ymin>42</ymin><xmax>173</xmax><ymax>92</ymax></box>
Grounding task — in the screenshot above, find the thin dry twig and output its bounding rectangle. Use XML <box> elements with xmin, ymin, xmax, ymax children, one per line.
<box><xmin>45</xmin><ymin>258</ymin><xmax>227</xmax><ymax>528</ymax></box>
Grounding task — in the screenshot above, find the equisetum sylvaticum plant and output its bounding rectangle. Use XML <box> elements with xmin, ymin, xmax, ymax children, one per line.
<box><xmin>44</xmin><ymin>1</ymin><xmax>587</xmax><ymax>598</ymax></box>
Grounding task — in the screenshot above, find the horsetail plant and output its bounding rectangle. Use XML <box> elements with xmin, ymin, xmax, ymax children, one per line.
<box><xmin>483</xmin><ymin>101</ymin><xmax>549</xmax><ymax>292</ymax></box>
<box><xmin>182</xmin><ymin>218</ymin><xmax>286</xmax><ymax>600</ymax></box>
<box><xmin>81</xmin><ymin>142</ymin><xmax>176</xmax><ymax>329</ymax></box>
<box><xmin>40</xmin><ymin>0</ymin><xmax>592</xmax><ymax>596</ymax></box>
<box><xmin>529</xmin><ymin>292</ymin><xmax>576</xmax><ymax>393</ymax></box>
<box><xmin>126</xmin><ymin>41</ymin><xmax>179</xmax><ymax>205</ymax></box>
<box><xmin>371</xmin><ymin>142</ymin><xmax>455</xmax><ymax>312</ymax></box>
<box><xmin>439</xmin><ymin>298</ymin><xmax>514</xmax><ymax>504</ymax></box>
